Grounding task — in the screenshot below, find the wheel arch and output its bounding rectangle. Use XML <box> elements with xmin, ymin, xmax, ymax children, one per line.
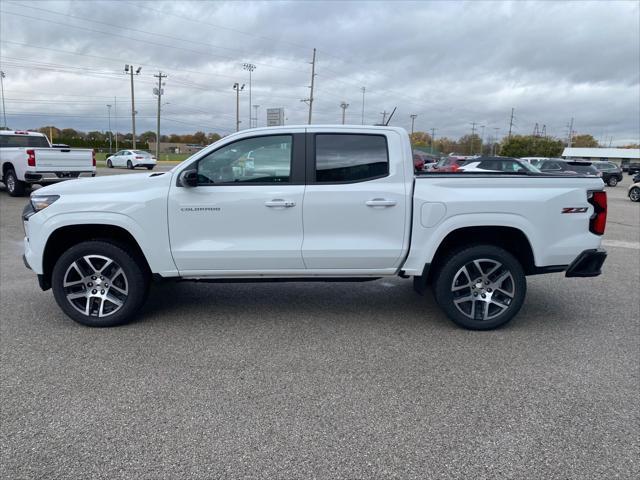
<box><xmin>425</xmin><ymin>225</ymin><xmax>536</xmax><ymax>284</ymax></box>
<box><xmin>41</xmin><ymin>224</ymin><xmax>151</xmax><ymax>290</ymax></box>
<box><xmin>2</xmin><ymin>161</ymin><xmax>15</xmax><ymax>175</ymax></box>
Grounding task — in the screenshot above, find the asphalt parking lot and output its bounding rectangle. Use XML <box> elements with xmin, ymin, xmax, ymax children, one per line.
<box><xmin>1</xmin><ymin>171</ymin><xmax>638</xmax><ymax>479</ymax></box>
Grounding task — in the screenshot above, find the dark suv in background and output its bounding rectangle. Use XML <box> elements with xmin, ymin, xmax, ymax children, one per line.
<box><xmin>536</xmin><ymin>159</ymin><xmax>600</xmax><ymax>177</ymax></box>
<box><xmin>592</xmin><ymin>161</ymin><xmax>623</xmax><ymax>186</ymax></box>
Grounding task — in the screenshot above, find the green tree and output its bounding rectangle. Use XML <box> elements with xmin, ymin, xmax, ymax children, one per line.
<box><xmin>139</xmin><ymin>131</ymin><xmax>157</xmax><ymax>144</ymax></box>
<box><xmin>501</xmin><ymin>135</ymin><xmax>564</xmax><ymax>158</ymax></box>
<box><xmin>571</xmin><ymin>134</ymin><xmax>599</xmax><ymax>148</ymax></box>
<box><xmin>192</xmin><ymin>131</ymin><xmax>207</xmax><ymax>145</ymax></box>
<box><xmin>410</xmin><ymin>131</ymin><xmax>432</xmax><ymax>147</ymax></box>
<box><xmin>457</xmin><ymin>134</ymin><xmax>482</xmax><ymax>155</ymax></box>
<box><xmin>207</xmin><ymin>132</ymin><xmax>221</xmax><ymax>143</ymax></box>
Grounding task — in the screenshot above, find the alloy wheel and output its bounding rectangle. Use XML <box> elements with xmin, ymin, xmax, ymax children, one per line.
<box><xmin>450</xmin><ymin>258</ymin><xmax>515</xmax><ymax>321</ymax></box>
<box><xmin>63</xmin><ymin>255</ymin><xmax>129</xmax><ymax>317</ymax></box>
<box><xmin>630</xmin><ymin>188</ymin><xmax>640</xmax><ymax>202</ymax></box>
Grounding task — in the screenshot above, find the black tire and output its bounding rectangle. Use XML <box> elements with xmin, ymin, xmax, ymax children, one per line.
<box><xmin>607</xmin><ymin>176</ymin><xmax>618</xmax><ymax>187</ymax></box>
<box><xmin>4</xmin><ymin>168</ymin><xmax>27</xmax><ymax>197</ymax></box>
<box><xmin>51</xmin><ymin>240</ymin><xmax>149</xmax><ymax>327</ymax></box>
<box><xmin>433</xmin><ymin>245</ymin><xmax>526</xmax><ymax>330</ymax></box>
<box><xmin>146</xmin><ymin>165</ymin><xmax>154</xmax><ymax>170</ymax></box>
<box><xmin>107</xmin><ymin>159</ymin><xmax>113</xmax><ymax>168</ymax></box>
<box><xmin>629</xmin><ymin>187</ymin><xmax>640</xmax><ymax>202</ymax></box>
<box><xmin>127</xmin><ymin>160</ymin><xmax>133</xmax><ymax>169</ymax></box>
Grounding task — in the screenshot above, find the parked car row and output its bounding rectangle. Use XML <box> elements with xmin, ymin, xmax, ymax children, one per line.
<box><xmin>417</xmin><ymin>155</ymin><xmax>628</xmax><ymax>188</ymax></box>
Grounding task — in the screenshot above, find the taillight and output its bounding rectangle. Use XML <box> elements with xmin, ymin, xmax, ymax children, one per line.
<box><xmin>587</xmin><ymin>190</ymin><xmax>607</xmax><ymax>235</ymax></box>
<box><xmin>26</xmin><ymin>149</ymin><xmax>36</xmax><ymax>167</ymax></box>
<box><xmin>135</xmin><ymin>156</ymin><xmax>143</xmax><ymax>159</ymax></box>
<box><xmin>92</xmin><ymin>149</ymin><xmax>96</xmax><ymax>167</ymax></box>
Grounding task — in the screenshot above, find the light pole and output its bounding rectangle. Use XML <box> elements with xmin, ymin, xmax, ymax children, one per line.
<box><xmin>153</xmin><ymin>71</ymin><xmax>167</xmax><ymax>160</ymax></box>
<box><xmin>0</xmin><ymin>71</ymin><xmax>7</xmax><ymax>129</ymax></box>
<box><xmin>492</xmin><ymin>127</ymin><xmax>500</xmax><ymax>156</ymax></box>
<box><xmin>253</xmin><ymin>104</ymin><xmax>260</xmax><ymax>128</ymax></box>
<box><xmin>361</xmin><ymin>86</ymin><xmax>366</xmax><ymax>125</ymax></box>
<box><xmin>106</xmin><ymin>104</ymin><xmax>112</xmax><ymax>153</ymax></box>
<box><xmin>114</xmin><ymin>96</ymin><xmax>118</xmax><ymax>151</ymax></box>
<box><xmin>233</xmin><ymin>83</ymin><xmax>245</xmax><ymax>132</ymax></box>
<box><xmin>124</xmin><ymin>64</ymin><xmax>142</xmax><ymax>148</ymax></box>
<box><xmin>410</xmin><ymin>114</ymin><xmax>417</xmax><ymax>136</ymax></box>
<box><xmin>242</xmin><ymin>63</ymin><xmax>256</xmax><ymax>127</ymax></box>
<box><xmin>340</xmin><ymin>102</ymin><xmax>349</xmax><ymax>124</ymax></box>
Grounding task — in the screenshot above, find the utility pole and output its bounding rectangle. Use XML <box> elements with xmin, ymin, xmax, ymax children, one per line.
<box><xmin>300</xmin><ymin>48</ymin><xmax>317</xmax><ymax>125</ymax></box>
<box><xmin>361</xmin><ymin>86</ymin><xmax>366</xmax><ymax>125</ymax></box>
<box><xmin>340</xmin><ymin>102</ymin><xmax>349</xmax><ymax>124</ymax></box>
<box><xmin>567</xmin><ymin>117</ymin><xmax>574</xmax><ymax>147</ymax></box>
<box><xmin>380</xmin><ymin>110</ymin><xmax>389</xmax><ymax>125</ymax></box>
<box><xmin>470</xmin><ymin>122</ymin><xmax>477</xmax><ymax>155</ymax></box>
<box><xmin>124</xmin><ymin>65</ymin><xmax>141</xmax><ymax>148</ymax></box>
<box><xmin>410</xmin><ymin>114</ymin><xmax>417</xmax><ymax>136</ymax></box>
<box><xmin>479</xmin><ymin>125</ymin><xmax>485</xmax><ymax>155</ymax></box>
<box><xmin>114</xmin><ymin>96</ymin><xmax>118</xmax><ymax>151</ymax></box>
<box><xmin>153</xmin><ymin>71</ymin><xmax>167</xmax><ymax>160</ymax></box>
<box><xmin>233</xmin><ymin>83</ymin><xmax>245</xmax><ymax>132</ymax></box>
<box><xmin>0</xmin><ymin>71</ymin><xmax>6</xmax><ymax>129</ymax></box>
<box><xmin>253</xmin><ymin>105</ymin><xmax>260</xmax><ymax>128</ymax></box>
<box><xmin>106</xmin><ymin>104</ymin><xmax>112</xmax><ymax>153</ymax></box>
<box><xmin>242</xmin><ymin>63</ymin><xmax>256</xmax><ymax>127</ymax></box>
<box><xmin>508</xmin><ymin>107</ymin><xmax>515</xmax><ymax>140</ymax></box>
<box><xmin>430</xmin><ymin>127</ymin><xmax>436</xmax><ymax>154</ymax></box>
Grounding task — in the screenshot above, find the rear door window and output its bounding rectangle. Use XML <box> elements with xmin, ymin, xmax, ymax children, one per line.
<box><xmin>314</xmin><ymin>134</ymin><xmax>389</xmax><ymax>183</ymax></box>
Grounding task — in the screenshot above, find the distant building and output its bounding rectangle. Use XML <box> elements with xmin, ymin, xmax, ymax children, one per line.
<box><xmin>562</xmin><ymin>147</ymin><xmax>640</xmax><ymax>168</ymax></box>
<box><xmin>148</xmin><ymin>142</ymin><xmax>205</xmax><ymax>154</ymax></box>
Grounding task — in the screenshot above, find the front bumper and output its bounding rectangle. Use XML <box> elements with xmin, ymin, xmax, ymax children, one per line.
<box><xmin>565</xmin><ymin>248</ymin><xmax>607</xmax><ymax>277</ymax></box>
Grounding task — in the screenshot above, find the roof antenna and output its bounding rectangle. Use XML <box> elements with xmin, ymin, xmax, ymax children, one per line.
<box><xmin>385</xmin><ymin>106</ymin><xmax>397</xmax><ymax>126</ymax></box>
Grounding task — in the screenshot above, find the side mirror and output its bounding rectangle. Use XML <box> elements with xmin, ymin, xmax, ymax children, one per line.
<box><xmin>178</xmin><ymin>169</ymin><xmax>198</xmax><ymax>187</ymax></box>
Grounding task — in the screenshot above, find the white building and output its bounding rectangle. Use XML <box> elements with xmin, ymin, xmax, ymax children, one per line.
<box><xmin>562</xmin><ymin>148</ymin><xmax>640</xmax><ymax>168</ymax></box>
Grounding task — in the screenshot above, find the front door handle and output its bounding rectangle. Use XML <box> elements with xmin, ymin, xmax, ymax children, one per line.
<box><xmin>265</xmin><ymin>199</ymin><xmax>296</xmax><ymax>208</ymax></box>
<box><xmin>366</xmin><ymin>198</ymin><xmax>397</xmax><ymax>207</ymax></box>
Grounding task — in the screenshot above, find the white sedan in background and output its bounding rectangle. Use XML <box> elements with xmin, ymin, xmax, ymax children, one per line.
<box><xmin>106</xmin><ymin>150</ymin><xmax>157</xmax><ymax>170</ymax></box>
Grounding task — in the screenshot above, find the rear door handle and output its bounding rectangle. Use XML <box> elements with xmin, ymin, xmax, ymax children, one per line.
<box><xmin>366</xmin><ymin>198</ymin><xmax>397</xmax><ymax>207</ymax></box>
<box><xmin>265</xmin><ymin>199</ymin><xmax>296</xmax><ymax>208</ymax></box>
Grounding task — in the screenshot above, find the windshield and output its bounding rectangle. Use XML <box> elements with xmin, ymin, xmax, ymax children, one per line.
<box><xmin>133</xmin><ymin>150</ymin><xmax>150</xmax><ymax>155</ymax></box>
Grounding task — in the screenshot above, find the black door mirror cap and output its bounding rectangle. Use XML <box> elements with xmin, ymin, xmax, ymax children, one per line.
<box><xmin>178</xmin><ymin>169</ymin><xmax>198</xmax><ymax>187</ymax></box>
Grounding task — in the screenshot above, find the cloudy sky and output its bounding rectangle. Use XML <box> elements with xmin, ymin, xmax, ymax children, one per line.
<box><xmin>1</xmin><ymin>0</ymin><xmax>638</xmax><ymax>144</ymax></box>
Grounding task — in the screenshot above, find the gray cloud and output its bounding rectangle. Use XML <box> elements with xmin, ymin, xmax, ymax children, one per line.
<box><xmin>0</xmin><ymin>0</ymin><xmax>638</xmax><ymax>144</ymax></box>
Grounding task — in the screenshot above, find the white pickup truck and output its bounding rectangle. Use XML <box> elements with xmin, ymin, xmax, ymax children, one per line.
<box><xmin>22</xmin><ymin>126</ymin><xmax>608</xmax><ymax>330</ymax></box>
<box><xmin>1</xmin><ymin>130</ymin><xmax>95</xmax><ymax>196</ymax></box>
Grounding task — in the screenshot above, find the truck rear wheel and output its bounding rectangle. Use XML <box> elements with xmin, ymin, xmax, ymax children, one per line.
<box><xmin>4</xmin><ymin>168</ymin><xmax>27</xmax><ymax>197</ymax></box>
<box><xmin>433</xmin><ymin>245</ymin><xmax>526</xmax><ymax>330</ymax></box>
<box><xmin>51</xmin><ymin>240</ymin><xmax>149</xmax><ymax>327</ymax></box>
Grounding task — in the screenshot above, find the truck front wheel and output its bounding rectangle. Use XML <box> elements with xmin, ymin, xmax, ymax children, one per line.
<box><xmin>51</xmin><ymin>240</ymin><xmax>149</xmax><ymax>327</ymax></box>
<box><xmin>433</xmin><ymin>245</ymin><xmax>526</xmax><ymax>330</ymax></box>
<box><xmin>4</xmin><ymin>168</ymin><xmax>27</xmax><ymax>197</ymax></box>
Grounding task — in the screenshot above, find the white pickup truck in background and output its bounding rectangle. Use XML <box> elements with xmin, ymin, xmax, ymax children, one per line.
<box><xmin>22</xmin><ymin>126</ymin><xmax>608</xmax><ymax>330</ymax></box>
<box><xmin>1</xmin><ymin>130</ymin><xmax>95</xmax><ymax>196</ymax></box>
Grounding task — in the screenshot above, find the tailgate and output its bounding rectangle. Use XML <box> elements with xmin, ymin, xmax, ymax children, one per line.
<box><xmin>33</xmin><ymin>148</ymin><xmax>94</xmax><ymax>171</ymax></box>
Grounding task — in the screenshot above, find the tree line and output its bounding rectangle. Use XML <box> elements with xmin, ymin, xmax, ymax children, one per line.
<box><xmin>27</xmin><ymin>126</ymin><xmax>222</xmax><ymax>150</ymax></box>
<box><xmin>410</xmin><ymin>131</ymin><xmax>636</xmax><ymax>157</ymax></box>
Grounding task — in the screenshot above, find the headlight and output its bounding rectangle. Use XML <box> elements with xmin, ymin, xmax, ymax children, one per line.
<box><xmin>30</xmin><ymin>194</ymin><xmax>60</xmax><ymax>213</ymax></box>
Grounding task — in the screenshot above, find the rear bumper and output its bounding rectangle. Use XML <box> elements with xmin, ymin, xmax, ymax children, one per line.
<box><xmin>565</xmin><ymin>248</ymin><xmax>607</xmax><ymax>277</ymax></box>
<box><xmin>24</xmin><ymin>171</ymin><xmax>95</xmax><ymax>183</ymax></box>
